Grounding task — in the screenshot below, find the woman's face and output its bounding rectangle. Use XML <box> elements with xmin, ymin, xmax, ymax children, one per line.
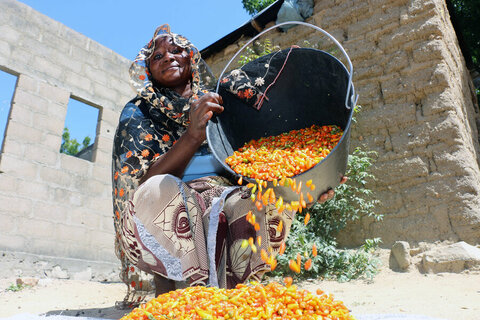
<box><xmin>148</xmin><ymin>36</ymin><xmax>192</xmax><ymax>89</ymax></box>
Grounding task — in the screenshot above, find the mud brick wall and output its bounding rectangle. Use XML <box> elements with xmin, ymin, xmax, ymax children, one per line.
<box><xmin>204</xmin><ymin>0</ymin><xmax>480</xmax><ymax>246</ymax></box>
<box><xmin>0</xmin><ymin>0</ymin><xmax>132</xmax><ymax>278</ymax></box>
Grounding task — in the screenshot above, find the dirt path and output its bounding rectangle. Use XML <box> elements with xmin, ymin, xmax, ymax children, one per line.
<box><xmin>301</xmin><ymin>269</ymin><xmax>480</xmax><ymax>320</ymax></box>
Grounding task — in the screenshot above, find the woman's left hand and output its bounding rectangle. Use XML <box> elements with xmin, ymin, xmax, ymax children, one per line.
<box><xmin>316</xmin><ymin>176</ymin><xmax>348</xmax><ymax>204</ymax></box>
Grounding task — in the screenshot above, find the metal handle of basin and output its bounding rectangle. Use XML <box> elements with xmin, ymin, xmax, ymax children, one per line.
<box><xmin>215</xmin><ymin>21</ymin><xmax>358</xmax><ymax>109</ymax></box>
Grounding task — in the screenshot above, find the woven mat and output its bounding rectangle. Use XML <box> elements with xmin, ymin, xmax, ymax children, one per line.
<box><xmin>3</xmin><ymin>313</ymin><xmax>450</xmax><ymax>320</ymax></box>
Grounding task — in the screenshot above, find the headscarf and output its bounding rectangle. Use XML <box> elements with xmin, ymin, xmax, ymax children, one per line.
<box><xmin>129</xmin><ymin>24</ymin><xmax>215</xmax><ymax>126</ymax></box>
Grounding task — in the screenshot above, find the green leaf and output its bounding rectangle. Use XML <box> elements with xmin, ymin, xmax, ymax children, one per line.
<box><xmin>60</xmin><ymin>127</ymin><xmax>91</xmax><ymax>156</ymax></box>
<box><xmin>241</xmin><ymin>0</ymin><xmax>276</xmax><ymax>15</ymax></box>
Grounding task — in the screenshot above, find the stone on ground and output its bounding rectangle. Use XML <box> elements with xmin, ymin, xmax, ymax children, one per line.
<box><xmin>389</xmin><ymin>241</ymin><xmax>411</xmax><ymax>271</ymax></box>
<box><xmin>421</xmin><ymin>241</ymin><xmax>480</xmax><ymax>273</ymax></box>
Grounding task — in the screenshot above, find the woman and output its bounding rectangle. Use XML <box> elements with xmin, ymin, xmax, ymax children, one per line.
<box><xmin>112</xmin><ymin>24</ymin><xmax>337</xmax><ymax>304</ymax></box>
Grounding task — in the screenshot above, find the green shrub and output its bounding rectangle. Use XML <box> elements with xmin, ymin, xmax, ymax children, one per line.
<box><xmin>6</xmin><ymin>283</ymin><xmax>30</xmax><ymax>292</ymax></box>
<box><xmin>242</xmin><ymin>0</ymin><xmax>276</xmax><ymax>15</ymax></box>
<box><xmin>238</xmin><ymin>39</ymin><xmax>279</xmax><ymax>67</ymax></box>
<box><xmin>60</xmin><ymin>127</ymin><xmax>91</xmax><ymax>156</ymax></box>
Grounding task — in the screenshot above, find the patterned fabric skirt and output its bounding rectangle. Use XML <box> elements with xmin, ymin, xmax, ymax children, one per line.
<box><xmin>119</xmin><ymin>174</ymin><xmax>295</xmax><ymax>290</ymax></box>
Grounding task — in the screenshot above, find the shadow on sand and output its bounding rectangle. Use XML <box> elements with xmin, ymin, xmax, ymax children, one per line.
<box><xmin>44</xmin><ymin>306</ymin><xmax>132</xmax><ymax>319</ymax></box>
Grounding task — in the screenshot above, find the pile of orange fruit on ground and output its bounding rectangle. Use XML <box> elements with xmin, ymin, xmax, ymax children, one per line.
<box><xmin>121</xmin><ymin>280</ymin><xmax>355</xmax><ymax>320</ymax></box>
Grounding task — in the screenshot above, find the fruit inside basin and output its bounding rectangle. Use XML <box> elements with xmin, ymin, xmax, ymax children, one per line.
<box><xmin>207</xmin><ymin>47</ymin><xmax>355</xmax><ymax>202</ymax></box>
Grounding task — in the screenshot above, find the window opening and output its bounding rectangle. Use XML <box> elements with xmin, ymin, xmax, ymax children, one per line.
<box><xmin>60</xmin><ymin>96</ymin><xmax>99</xmax><ymax>162</ymax></box>
<box><xmin>0</xmin><ymin>70</ymin><xmax>18</xmax><ymax>153</ymax></box>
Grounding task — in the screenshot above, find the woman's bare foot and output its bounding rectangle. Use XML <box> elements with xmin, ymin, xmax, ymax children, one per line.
<box><xmin>154</xmin><ymin>274</ymin><xmax>176</xmax><ymax>297</ymax></box>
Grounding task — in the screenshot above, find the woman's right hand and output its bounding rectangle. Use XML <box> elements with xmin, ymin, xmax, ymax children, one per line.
<box><xmin>186</xmin><ymin>92</ymin><xmax>224</xmax><ymax>143</ymax></box>
<box><xmin>139</xmin><ymin>93</ymin><xmax>223</xmax><ymax>184</ymax></box>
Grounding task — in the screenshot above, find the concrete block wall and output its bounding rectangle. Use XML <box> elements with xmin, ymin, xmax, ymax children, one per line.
<box><xmin>205</xmin><ymin>0</ymin><xmax>480</xmax><ymax>246</ymax></box>
<box><xmin>0</xmin><ymin>0</ymin><xmax>133</xmax><ymax>279</ymax></box>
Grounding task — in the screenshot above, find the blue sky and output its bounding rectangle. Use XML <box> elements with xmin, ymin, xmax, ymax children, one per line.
<box><xmin>1</xmin><ymin>0</ymin><xmax>253</xmax><ymax>148</ymax></box>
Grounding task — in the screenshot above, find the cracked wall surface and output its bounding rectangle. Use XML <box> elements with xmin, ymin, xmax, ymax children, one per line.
<box><xmin>205</xmin><ymin>0</ymin><xmax>480</xmax><ymax>246</ymax></box>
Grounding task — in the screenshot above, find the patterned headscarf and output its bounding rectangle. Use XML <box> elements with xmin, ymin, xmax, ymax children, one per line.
<box><xmin>129</xmin><ymin>24</ymin><xmax>215</xmax><ymax>126</ymax></box>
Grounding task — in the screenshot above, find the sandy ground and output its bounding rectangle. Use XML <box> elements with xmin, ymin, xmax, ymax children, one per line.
<box><xmin>1</xmin><ymin>254</ymin><xmax>479</xmax><ymax>320</ymax></box>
